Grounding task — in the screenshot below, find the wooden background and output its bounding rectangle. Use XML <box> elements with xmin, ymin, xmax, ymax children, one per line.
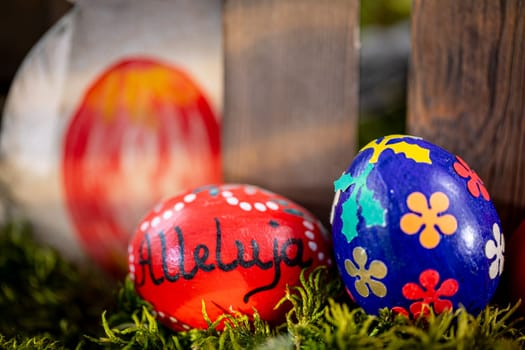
<box><xmin>223</xmin><ymin>0</ymin><xmax>360</xmax><ymax>222</ymax></box>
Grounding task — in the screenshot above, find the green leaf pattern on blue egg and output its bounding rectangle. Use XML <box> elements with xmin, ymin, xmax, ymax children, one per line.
<box><xmin>334</xmin><ymin>164</ymin><xmax>386</xmax><ymax>244</ymax></box>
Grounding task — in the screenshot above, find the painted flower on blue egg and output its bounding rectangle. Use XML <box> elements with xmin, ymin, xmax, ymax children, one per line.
<box><xmin>393</xmin><ymin>269</ymin><xmax>459</xmax><ymax>318</ymax></box>
<box><xmin>453</xmin><ymin>156</ymin><xmax>490</xmax><ymax>200</ymax></box>
<box><xmin>485</xmin><ymin>223</ymin><xmax>505</xmax><ymax>279</ymax></box>
<box><xmin>344</xmin><ymin>247</ymin><xmax>387</xmax><ymax>298</ymax></box>
<box><xmin>400</xmin><ymin>191</ymin><xmax>457</xmax><ymax>249</ymax></box>
<box><xmin>331</xmin><ymin>134</ymin><xmax>503</xmax><ymax>318</ymax></box>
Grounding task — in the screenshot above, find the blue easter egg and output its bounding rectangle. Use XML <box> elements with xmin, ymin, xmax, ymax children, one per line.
<box><xmin>331</xmin><ymin>135</ymin><xmax>503</xmax><ymax>317</ymax></box>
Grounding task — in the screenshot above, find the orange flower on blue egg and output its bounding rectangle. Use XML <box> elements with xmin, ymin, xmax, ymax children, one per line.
<box><xmin>400</xmin><ymin>192</ymin><xmax>457</xmax><ymax>249</ymax></box>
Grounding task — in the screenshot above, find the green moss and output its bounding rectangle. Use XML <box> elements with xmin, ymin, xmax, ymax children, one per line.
<box><xmin>0</xmin><ymin>221</ymin><xmax>113</xmax><ymax>349</ymax></box>
<box><xmin>0</xmin><ymin>334</ymin><xmax>69</xmax><ymax>350</ymax></box>
<box><xmin>1</xmin><ymin>221</ymin><xmax>524</xmax><ymax>349</ymax></box>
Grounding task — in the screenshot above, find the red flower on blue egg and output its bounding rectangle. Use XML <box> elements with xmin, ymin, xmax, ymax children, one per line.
<box><xmin>394</xmin><ymin>269</ymin><xmax>459</xmax><ymax>318</ymax></box>
<box><xmin>453</xmin><ymin>156</ymin><xmax>490</xmax><ymax>200</ymax></box>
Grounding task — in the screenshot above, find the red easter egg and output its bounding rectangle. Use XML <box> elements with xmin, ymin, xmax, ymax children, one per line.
<box><xmin>508</xmin><ymin>220</ymin><xmax>525</xmax><ymax>312</ymax></box>
<box><xmin>128</xmin><ymin>184</ymin><xmax>332</xmax><ymax>331</ymax></box>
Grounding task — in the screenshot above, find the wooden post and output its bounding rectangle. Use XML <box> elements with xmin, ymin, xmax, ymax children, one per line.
<box><xmin>408</xmin><ymin>0</ymin><xmax>525</xmax><ymax>234</ymax></box>
<box><xmin>223</xmin><ymin>0</ymin><xmax>360</xmax><ymax>222</ymax></box>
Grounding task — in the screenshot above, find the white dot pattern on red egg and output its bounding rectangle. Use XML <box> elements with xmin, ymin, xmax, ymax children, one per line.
<box><xmin>128</xmin><ymin>244</ymin><xmax>194</xmax><ymax>329</ymax></box>
<box><xmin>128</xmin><ymin>246</ymin><xmax>136</xmax><ymax>281</ymax></box>
<box><xmin>128</xmin><ymin>184</ymin><xmax>332</xmax><ymax>331</ymax></box>
<box><xmin>131</xmin><ymin>184</ymin><xmax>328</xmax><ymax>266</ymax></box>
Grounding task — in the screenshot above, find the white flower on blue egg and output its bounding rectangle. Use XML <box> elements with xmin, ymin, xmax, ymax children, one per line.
<box><xmin>485</xmin><ymin>223</ymin><xmax>505</xmax><ymax>279</ymax></box>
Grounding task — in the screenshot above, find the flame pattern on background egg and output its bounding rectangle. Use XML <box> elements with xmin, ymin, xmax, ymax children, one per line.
<box><xmin>331</xmin><ymin>135</ymin><xmax>503</xmax><ymax>318</ymax></box>
<box><xmin>128</xmin><ymin>184</ymin><xmax>331</xmax><ymax>331</ymax></box>
<box><xmin>63</xmin><ymin>58</ymin><xmax>221</xmax><ymax>274</ymax></box>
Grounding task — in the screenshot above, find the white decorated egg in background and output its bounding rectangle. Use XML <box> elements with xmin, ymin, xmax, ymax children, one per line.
<box><xmin>0</xmin><ymin>0</ymin><xmax>222</xmax><ymax>274</ymax></box>
<box><xmin>331</xmin><ymin>135</ymin><xmax>503</xmax><ymax>317</ymax></box>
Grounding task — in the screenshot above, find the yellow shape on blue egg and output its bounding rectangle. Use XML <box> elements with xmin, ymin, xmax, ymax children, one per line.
<box><xmin>360</xmin><ymin>135</ymin><xmax>432</xmax><ymax>164</ymax></box>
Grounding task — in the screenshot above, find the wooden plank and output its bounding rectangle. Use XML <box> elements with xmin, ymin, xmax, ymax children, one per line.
<box><xmin>223</xmin><ymin>0</ymin><xmax>359</xmax><ymax>222</ymax></box>
<box><xmin>408</xmin><ymin>0</ymin><xmax>525</xmax><ymax>233</ymax></box>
